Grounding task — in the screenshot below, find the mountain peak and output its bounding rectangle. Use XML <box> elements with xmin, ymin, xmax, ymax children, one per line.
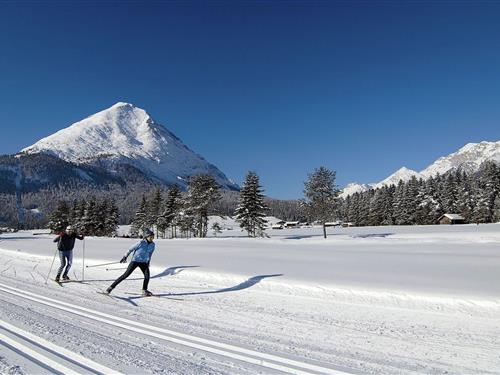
<box><xmin>396</xmin><ymin>166</ymin><xmax>414</xmax><ymax>173</ymax></box>
<box><xmin>21</xmin><ymin>103</ymin><xmax>238</xmax><ymax>190</ymax></box>
<box><xmin>372</xmin><ymin>167</ymin><xmax>420</xmax><ymax>190</ymax></box>
<box><xmin>111</xmin><ymin>101</ymin><xmax>135</xmax><ymax>108</ymax></box>
<box><xmin>106</xmin><ymin>102</ymin><xmax>141</xmax><ymax>113</ymax></box>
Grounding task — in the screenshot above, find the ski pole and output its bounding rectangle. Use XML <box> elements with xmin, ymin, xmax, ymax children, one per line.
<box><xmin>85</xmin><ymin>261</ymin><xmax>121</xmax><ymax>268</ymax></box>
<box><xmin>105</xmin><ymin>267</ymin><xmax>127</xmax><ymax>271</ymax></box>
<box><xmin>45</xmin><ymin>248</ymin><xmax>58</xmax><ymax>284</ymax></box>
<box><xmin>82</xmin><ymin>238</ymin><xmax>85</xmax><ymax>282</ymax></box>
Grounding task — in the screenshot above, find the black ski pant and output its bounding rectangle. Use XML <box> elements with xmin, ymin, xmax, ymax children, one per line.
<box><xmin>109</xmin><ymin>261</ymin><xmax>150</xmax><ymax>291</ymax></box>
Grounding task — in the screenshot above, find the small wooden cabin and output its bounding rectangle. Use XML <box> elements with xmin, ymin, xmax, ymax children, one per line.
<box><xmin>438</xmin><ymin>214</ymin><xmax>465</xmax><ymax>225</ymax></box>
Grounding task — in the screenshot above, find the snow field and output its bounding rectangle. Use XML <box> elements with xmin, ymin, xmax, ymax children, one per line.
<box><xmin>0</xmin><ymin>224</ymin><xmax>499</xmax><ymax>374</ymax></box>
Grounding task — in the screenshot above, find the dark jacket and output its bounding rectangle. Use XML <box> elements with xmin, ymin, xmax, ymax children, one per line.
<box><xmin>53</xmin><ymin>232</ymin><xmax>84</xmax><ymax>251</ymax></box>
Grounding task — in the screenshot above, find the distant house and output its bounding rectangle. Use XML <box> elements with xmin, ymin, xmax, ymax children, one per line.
<box><xmin>325</xmin><ymin>221</ymin><xmax>342</xmax><ymax>227</ymax></box>
<box><xmin>438</xmin><ymin>214</ymin><xmax>465</xmax><ymax>225</ymax></box>
<box><xmin>271</xmin><ymin>220</ymin><xmax>286</xmax><ymax>229</ymax></box>
<box><xmin>284</xmin><ymin>221</ymin><xmax>300</xmax><ymax>228</ymax></box>
<box><xmin>341</xmin><ymin>222</ymin><xmax>355</xmax><ymax>228</ymax></box>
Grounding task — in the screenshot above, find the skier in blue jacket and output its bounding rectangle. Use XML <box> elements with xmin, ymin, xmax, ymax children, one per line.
<box><xmin>106</xmin><ymin>229</ymin><xmax>156</xmax><ymax>296</ymax></box>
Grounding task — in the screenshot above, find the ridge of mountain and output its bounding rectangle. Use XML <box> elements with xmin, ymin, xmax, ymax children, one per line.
<box><xmin>21</xmin><ymin>102</ymin><xmax>238</xmax><ymax>191</ymax></box>
<box><xmin>340</xmin><ymin>140</ymin><xmax>500</xmax><ymax>197</ymax></box>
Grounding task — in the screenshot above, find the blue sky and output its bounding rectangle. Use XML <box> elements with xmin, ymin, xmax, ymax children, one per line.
<box><xmin>1</xmin><ymin>1</ymin><xmax>500</xmax><ymax>199</ymax></box>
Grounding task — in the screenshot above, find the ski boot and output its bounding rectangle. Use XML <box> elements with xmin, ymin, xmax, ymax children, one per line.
<box><xmin>142</xmin><ymin>290</ymin><xmax>153</xmax><ymax>297</ymax></box>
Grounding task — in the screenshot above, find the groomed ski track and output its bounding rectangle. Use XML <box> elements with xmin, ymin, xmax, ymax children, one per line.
<box><xmin>0</xmin><ymin>281</ymin><xmax>349</xmax><ymax>375</ymax></box>
<box><xmin>0</xmin><ymin>319</ymin><xmax>123</xmax><ymax>374</ymax></box>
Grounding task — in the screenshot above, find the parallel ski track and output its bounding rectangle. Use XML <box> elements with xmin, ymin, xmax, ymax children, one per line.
<box><xmin>0</xmin><ymin>281</ymin><xmax>350</xmax><ymax>375</ymax></box>
<box><xmin>0</xmin><ymin>319</ymin><xmax>123</xmax><ymax>374</ymax></box>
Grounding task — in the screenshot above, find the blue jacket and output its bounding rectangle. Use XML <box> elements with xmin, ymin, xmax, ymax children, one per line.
<box><xmin>124</xmin><ymin>239</ymin><xmax>155</xmax><ymax>263</ymax></box>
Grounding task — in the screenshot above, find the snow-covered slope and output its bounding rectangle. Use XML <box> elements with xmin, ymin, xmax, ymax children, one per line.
<box><xmin>420</xmin><ymin>141</ymin><xmax>500</xmax><ymax>178</ymax></box>
<box><xmin>338</xmin><ymin>182</ymin><xmax>372</xmax><ymax>198</ymax></box>
<box><xmin>372</xmin><ymin>167</ymin><xmax>421</xmax><ymax>189</ymax></box>
<box><xmin>0</xmin><ymin>225</ymin><xmax>499</xmax><ymax>374</ymax></box>
<box><xmin>341</xmin><ymin>140</ymin><xmax>500</xmax><ymax>197</ymax></box>
<box><xmin>21</xmin><ymin>102</ymin><xmax>238</xmax><ymax>190</ymax></box>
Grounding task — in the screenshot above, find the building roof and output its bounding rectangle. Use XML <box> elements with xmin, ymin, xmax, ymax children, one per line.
<box><xmin>440</xmin><ymin>214</ymin><xmax>465</xmax><ymax>220</ymax></box>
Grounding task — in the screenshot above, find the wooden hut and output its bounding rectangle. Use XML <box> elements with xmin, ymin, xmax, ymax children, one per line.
<box><xmin>438</xmin><ymin>214</ymin><xmax>465</xmax><ymax>225</ymax></box>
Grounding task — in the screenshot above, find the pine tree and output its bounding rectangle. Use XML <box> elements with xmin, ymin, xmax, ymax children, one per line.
<box><xmin>392</xmin><ymin>180</ymin><xmax>407</xmax><ymax>225</ymax></box>
<box><xmin>234</xmin><ymin>171</ymin><xmax>269</xmax><ymax>237</ymax></box>
<box><xmin>456</xmin><ymin>171</ymin><xmax>474</xmax><ymax>222</ymax></box>
<box><xmin>441</xmin><ymin>173</ymin><xmax>458</xmax><ymax>213</ymax></box>
<box><xmin>369</xmin><ymin>187</ymin><xmax>393</xmax><ymax>226</ymax></box>
<box><xmin>346</xmin><ymin>193</ymin><xmax>362</xmax><ymax>225</ymax></box>
<box><xmin>131</xmin><ymin>196</ymin><xmax>148</xmax><ymax>237</ymax></box>
<box><xmin>95</xmin><ymin>199</ymin><xmax>108</xmax><ymax>236</ymax></box>
<box><xmin>157</xmin><ymin>185</ymin><xmax>183</xmax><ymax>238</ymax></box>
<box><xmin>185</xmin><ymin>175</ymin><xmax>221</xmax><ymax>238</ymax></box>
<box><xmin>380</xmin><ymin>185</ymin><xmax>396</xmax><ymax>225</ymax></box>
<box><xmin>493</xmin><ymin>194</ymin><xmax>500</xmax><ymax>223</ymax></box>
<box><xmin>72</xmin><ymin>200</ymin><xmax>86</xmax><ymax>233</ymax></box>
<box><xmin>302</xmin><ymin>167</ymin><xmax>339</xmax><ymax>238</ymax></box>
<box><xmin>48</xmin><ymin>200</ymin><xmax>70</xmax><ymax>233</ymax></box>
<box><xmin>178</xmin><ymin>205</ymin><xmax>195</xmax><ymax>238</ymax></box>
<box><xmin>81</xmin><ymin>197</ymin><xmax>98</xmax><ymax>235</ymax></box>
<box><xmin>471</xmin><ymin>162</ymin><xmax>500</xmax><ymax>223</ymax></box>
<box><xmin>149</xmin><ymin>187</ymin><xmax>163</xmax><ymax>235</ymax></box>
<box><xmin>104</xmin><ymin>198</ymin><xmax>120</xmax><ymax>236</ymax></box>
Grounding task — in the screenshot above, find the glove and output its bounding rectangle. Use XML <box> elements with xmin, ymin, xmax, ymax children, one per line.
<box><xmin>120</xmin><ymin>256</ymin><xmax>127</xmax><ymax>263</ymax></box>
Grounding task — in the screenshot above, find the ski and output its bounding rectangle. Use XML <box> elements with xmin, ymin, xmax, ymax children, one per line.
<box><xmin>124</xmin><ymin>292</ymin><xmax>183</xmax><ymax>301</ymax></box>
<box><xmin>96</xmin><ymin>291</ymin><xmax>115</xmax><ymax>299</ymax></box>
<box><xmin>124</xmin><ymin>292</ymin><xmax>159</xmax><ymax>297</ymax></box>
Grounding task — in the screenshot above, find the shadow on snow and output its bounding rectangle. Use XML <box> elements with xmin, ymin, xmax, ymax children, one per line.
<box><xmin>119</xmin><ymin>273</ymin><xmax>284</xmax><ymax>305</ymax></box>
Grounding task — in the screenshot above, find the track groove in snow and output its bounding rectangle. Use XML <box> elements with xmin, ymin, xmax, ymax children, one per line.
<box><xmin>0</xmin><ymin>319</ymin><xmax>122</xmax><ymax>374</ymax></box>
<box><xmin>0</xmin><ymin>282</ymin><xmax>349</xmax><ymax>375</ymax></box>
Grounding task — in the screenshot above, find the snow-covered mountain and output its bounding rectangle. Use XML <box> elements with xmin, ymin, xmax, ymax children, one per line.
<box><xmin>341</xmin><ymin>141</ymin><xmax>500</xmax><ymax>197</ymax></box>
<box><xmin>420</xmin><ymin>141</ymin><xmax>500</xmax><ymax>178</ymax></box>
<box><xmin>372</xmin><ymin>167</ymin><xmax>421</xmax><ymax>189</ymax></box>
<box><xmin>338</xmin><ymin>182</ymin><xmax>372</xmax><ymax>199</ymax></box>
<box><xmin>21</xmin><ymin>102</ymin><xmax>238</xmax><ymax>190</ymax></box>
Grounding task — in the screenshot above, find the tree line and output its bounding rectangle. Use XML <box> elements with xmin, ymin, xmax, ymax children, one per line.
<box><xmin>48</xmin><ymin>197</ymin><xmax>119</xmax><ymax>236</ymax></box>
<box><xmin>131</xmin><ymin>172</ymin><xmax>269</xmax><ymax>238</ymax></box>
<box><xmin>6</xmin><ymin>161</ymin><xmax>500</xmax><ymax>237</ymax></box>
<box><xmin>337</xmin><ymin>161</ymin><xmax>500</xmax><ymax>226</ymax></box>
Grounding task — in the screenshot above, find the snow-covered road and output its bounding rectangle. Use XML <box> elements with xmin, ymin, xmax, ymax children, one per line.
<box><xmin>1</xmin><ymin>224</ymin><xmax>499</xmax><ymax>374</ymax></box>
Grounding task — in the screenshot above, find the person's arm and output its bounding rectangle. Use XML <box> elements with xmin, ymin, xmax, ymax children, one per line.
<box><xmin>121</xmin><ymin>240</ymin><xmax>142</xmax><ymax>263</ymax></box>
<box><xmin>53</xmin><ymin>233</ymin><xmax>62</xmax><ymax>243</ymax></box>
<box><xmin>147</xmin><ymin>243</ymin><xmax>155</xmax><ymax>264</ymax></box>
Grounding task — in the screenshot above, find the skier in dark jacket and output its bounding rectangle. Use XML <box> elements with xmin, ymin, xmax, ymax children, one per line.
<box><xmin>53</xmin><ymin>225</ymin><xmax>84</xmax><ymax>282</ymax></box>
<box><xmin>106</xmin><ymin>229</ymin><xmax>156</xmax><ymax>296</ymax></box>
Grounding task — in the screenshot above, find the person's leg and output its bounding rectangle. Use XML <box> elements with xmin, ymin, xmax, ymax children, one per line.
<box><xmin>55</xmin><ymin>251</ymin><xmax>66</xmax><ymax>280</ymax></box>
<box><xmin>62</xmin><ymin>251</ymin><xmax>73</xmax><ymax>279</ymax></box>
<box><xmin>108</xmin><ymin>262</ymin><xmax>138</xmax><ymax>291</ymax></box>
<box><xmin>138</xmin><ymin>263</ymin><xmax>150</xmax><ymax>291</ymax></box>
